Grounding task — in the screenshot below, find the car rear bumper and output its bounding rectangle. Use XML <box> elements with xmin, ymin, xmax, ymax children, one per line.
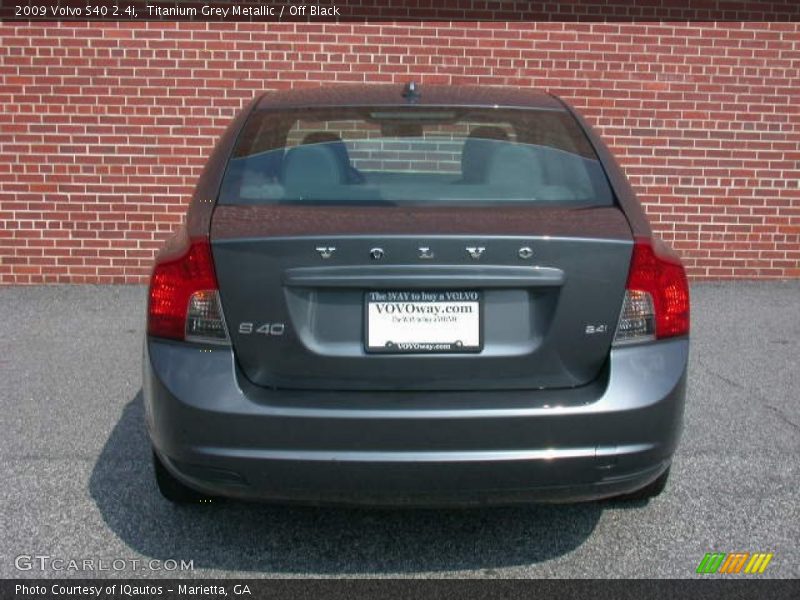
<box><xmin>143</xmin><ymin>338</ymin><xmax>687</xmax><ymax>505</ymax></box>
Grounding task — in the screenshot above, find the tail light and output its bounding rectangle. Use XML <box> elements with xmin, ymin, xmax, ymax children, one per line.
<box><xmin>147</xmin><ymin>230</ymin><xmax>229</xmax><ymax>344</ymax></box>
<box><xmin>613</xmin><ymin>237</ymin><xmax>690</xmax><ymax>345</ymax></box>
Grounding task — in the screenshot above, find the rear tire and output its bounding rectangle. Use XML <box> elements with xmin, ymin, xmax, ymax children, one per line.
<box><xmin>153</xmin><ymin>450</ymin><xmax>214</xmax><ymax>504</ymax></box>
<box><xmin>614</xmin><ymin>467</ymin><xmax>670</xmax><ymax>502</ymax></box>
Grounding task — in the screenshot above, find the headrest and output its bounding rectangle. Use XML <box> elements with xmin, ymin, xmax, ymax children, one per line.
<box><xmin>282</xmin><ymin>144</ymin><xmax>343</xmax><ymax>192</ymax></box>
<box><xmin>485</xmin><ymin>144</ymin><xmax>544</xmax><ymax>192</ymax></box>
<box><xmin>301</xmin><ymin>132</ymin><xmax>351</xmax><ymax>164</ymax></box>
<box><xmin>461</xmin><ymin>127</ymin><xmax>510</xmax><ymax>183</ymax></box>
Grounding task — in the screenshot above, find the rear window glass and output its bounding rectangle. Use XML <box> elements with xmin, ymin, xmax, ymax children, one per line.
<box><xmin>218</xmin><ymin>107</ymin><xmax>614</xmax><ymax>206</ymax></box>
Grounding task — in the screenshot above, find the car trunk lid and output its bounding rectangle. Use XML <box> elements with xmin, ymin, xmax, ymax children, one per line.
<box><xmin>211</xmin><ymin>204</ymin><xmax>632</xmax><ymax>391</ymax></box>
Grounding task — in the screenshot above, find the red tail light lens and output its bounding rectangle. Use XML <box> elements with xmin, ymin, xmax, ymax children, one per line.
<box><xmin>147</xmin><ymin>233</ymin><xmax>228</xmax><ymax>343</ymax></box>
<box><xmin>614</xmin><ymin>237</ymin><xmax>690</xmax><ymax>344</ymax></box>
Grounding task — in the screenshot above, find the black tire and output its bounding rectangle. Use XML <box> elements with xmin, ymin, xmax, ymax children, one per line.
<box><xmin>614</xmin><ymin>467</ymin><xmax>671</xmax><ymax>502</ymax></box>
<box><xmin>152</xmin><ymin>450</ymin><xmax>213</xmax><ymax>504</ymax></box>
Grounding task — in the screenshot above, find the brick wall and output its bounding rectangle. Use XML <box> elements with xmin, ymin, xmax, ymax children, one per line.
<box><xmin>1</xmin><ymin>20</ymin><xmax>798</xmax><ymax>283</ymax></box>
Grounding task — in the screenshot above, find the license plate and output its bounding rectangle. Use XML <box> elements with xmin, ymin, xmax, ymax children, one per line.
<box><xmin>365</xmin><ymin>290</ymin><xmax>482</xmax><ymax>353</ymax></box>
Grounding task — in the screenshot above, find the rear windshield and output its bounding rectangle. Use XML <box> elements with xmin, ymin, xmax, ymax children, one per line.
<box><xmin>218</xmin><ymin>107</ymin><xmax>614</xmax><ymax>206</ymax></box>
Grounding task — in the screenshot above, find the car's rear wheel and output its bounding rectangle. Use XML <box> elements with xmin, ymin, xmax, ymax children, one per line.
<box><xmin>614</xmin><ymin>467</ymin><xmax>671</xmax><ymax>502</ymax></box>
<box><xmin>152</xmin><ymin>450</ymin><xmax>213</xmax><ymax>504</ymax></box>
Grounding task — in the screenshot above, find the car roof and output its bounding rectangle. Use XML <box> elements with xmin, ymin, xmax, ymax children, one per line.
<box><xmin>255</xmin><ymin>84</ymin><xmax>565</xmax><ymax>111</ymax></box>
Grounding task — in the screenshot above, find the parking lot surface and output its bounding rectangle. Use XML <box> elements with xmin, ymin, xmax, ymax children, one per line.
<box><xmin>1</xmin><ymin>282</ymin><xmax>798</xmax><ymax>578</ymax></box>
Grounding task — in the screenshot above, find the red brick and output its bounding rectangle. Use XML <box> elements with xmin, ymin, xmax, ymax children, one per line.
<box><xmin>1</xmin><ymin>21</ymin><xmax>799</xmax><ymax>283</ymax></box>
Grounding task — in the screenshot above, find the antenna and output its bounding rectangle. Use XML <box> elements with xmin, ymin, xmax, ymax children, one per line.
<box><xmin>402</xmin><ymin>81</ymin><xmax>420</xmax><ymax>101</ymax></box>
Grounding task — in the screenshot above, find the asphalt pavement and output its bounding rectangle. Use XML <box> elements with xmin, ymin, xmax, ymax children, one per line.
<box><xmin>0</xmin><ymin>282</ymin><xmax>798</xmax><ymax>578</ymax></box>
